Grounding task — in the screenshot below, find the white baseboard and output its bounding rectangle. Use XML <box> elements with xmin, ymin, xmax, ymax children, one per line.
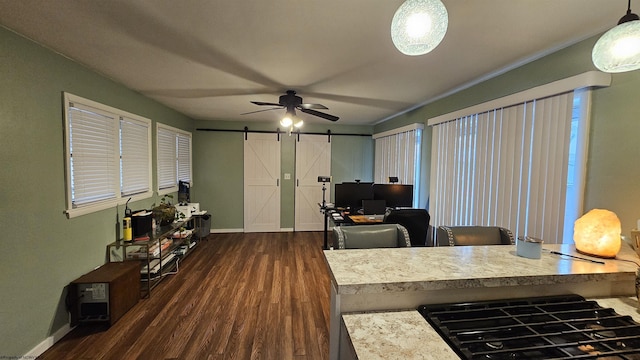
<box><xmin>25</xmin><ymin>323</ymin><xmax>74</xmax><ymax>358</ymax></box>
<box><xmin>211</xmin><ymin>228</ymin><xmax>244</xmax><ymax>233</ymax></box>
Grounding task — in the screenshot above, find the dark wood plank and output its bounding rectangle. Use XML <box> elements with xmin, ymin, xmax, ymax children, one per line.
<box><xmin>38</xmin><ymin>231</ymin><xmax>330</xmax><ymax>360</ymax></box>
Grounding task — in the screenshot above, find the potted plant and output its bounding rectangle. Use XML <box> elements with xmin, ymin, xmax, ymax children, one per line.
<box><xmin>152</xmin><ymin>194</ymin><xmax>176</xmax><ymax>226</ymax></box>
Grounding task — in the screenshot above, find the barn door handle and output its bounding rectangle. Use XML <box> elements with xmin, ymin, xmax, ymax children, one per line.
<box><xmin>277</xmin><ymin>179</ymin><xmax>279</xmax><ymax>187</ymax></box>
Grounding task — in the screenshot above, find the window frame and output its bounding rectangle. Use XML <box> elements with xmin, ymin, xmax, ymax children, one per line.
<box><xmin>426</xmin><ymin>72</ymin><xmax>610</xmax><ymax>244</ymax></box>
<box><xmin>373</xmin><ymin>123</ymin><xmax>423</xmax><ymax>208</ymax></box>
<box><xmin>63</xmin><ymin>93</ymin><xmax>153</xmax><ymax>218</ymax></box>
<box><xmin>156</xmin><ymin>123</ymin><xmax>192</xmax><ymax>196</ymax></box>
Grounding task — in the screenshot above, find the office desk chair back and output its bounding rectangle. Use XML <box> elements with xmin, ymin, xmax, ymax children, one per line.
<box><xmin>435</xmin><ymin>225</ymin><xmax>515</xmax><ymax>246</ymax></box>
<box><xmin>383</xmin><ymin>208</ymin><xmax>431</xmax><ymax>247</ymax></box>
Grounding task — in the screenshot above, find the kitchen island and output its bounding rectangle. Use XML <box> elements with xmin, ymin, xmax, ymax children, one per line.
<box><xmin>323</xmin><ymin>244</ymin><xmax>639</xmax><ymax>359</ymax></box>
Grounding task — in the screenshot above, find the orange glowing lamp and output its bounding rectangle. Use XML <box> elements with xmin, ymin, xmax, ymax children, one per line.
<box><xmin>573</xmin><ymin>209</ymin><xmax>621</xmax><ymax>258</ymax></box>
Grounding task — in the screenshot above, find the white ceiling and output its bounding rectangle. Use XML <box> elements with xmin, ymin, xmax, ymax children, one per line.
<box><xmin>0</xmin><ymin>0</ymin><xmax>626</xmax><ymax>126</ymax></box>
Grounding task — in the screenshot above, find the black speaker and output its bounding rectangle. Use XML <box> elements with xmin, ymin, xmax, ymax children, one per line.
<box><xmin>178</xmin><ymin>180</ymin><xmax>190</xmax><ymax>203</ymax></box>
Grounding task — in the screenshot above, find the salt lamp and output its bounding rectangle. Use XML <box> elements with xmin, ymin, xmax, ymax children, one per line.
<box><xmin>573</xmin><ymin>209</ymin><xmax>621</xmax><ymax>258</ymax></box>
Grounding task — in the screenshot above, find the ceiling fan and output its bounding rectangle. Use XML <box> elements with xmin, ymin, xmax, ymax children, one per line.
<box><xmin>243</xmin><ymin>90</ymin><xmax>339</xmax><ymax>122</ymax></box>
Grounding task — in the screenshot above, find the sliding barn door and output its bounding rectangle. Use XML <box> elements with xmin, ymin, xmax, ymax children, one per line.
<box><xmin>244</xmin><ymin>133</ymin><xmax>281</xmax><ymax>232</ymax></box>
<box><xmin>295</xmin><ymin>134</ymin><xmax>331</xmax><ymax>231</ymax></box>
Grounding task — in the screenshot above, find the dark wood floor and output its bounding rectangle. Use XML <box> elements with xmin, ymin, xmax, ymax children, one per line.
<box><xmin>39</xmin><ymin>231</ymin><xmax>331</xmax><ymax>360</ymax></box>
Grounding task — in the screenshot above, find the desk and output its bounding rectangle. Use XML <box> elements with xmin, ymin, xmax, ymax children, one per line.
<box><xmin>347</xmin><ymin>215</ymin><xmax>383</xmax><ymax>224</ymax></box>
<box><xmin>321</xmin><ymin>207</ymin><xmax>385</xmax><ymax>250</ymax></box>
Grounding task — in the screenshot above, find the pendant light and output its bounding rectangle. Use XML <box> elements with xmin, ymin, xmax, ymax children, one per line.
<box><xmin>391</xmin><ymin>0</ymin><xmax>448</xmax><ymax>56</ymax></box>
<box><xmin>592</xmin><ymin>0</ymin><xmax>640</xmax><ymax>73</ymax></box>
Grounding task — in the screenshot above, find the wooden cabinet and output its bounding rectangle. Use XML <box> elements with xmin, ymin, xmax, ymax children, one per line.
<box><xmin>69</xmin><ymin>262</ymin><xmax>140</xmax><ymax>326</ymax></box>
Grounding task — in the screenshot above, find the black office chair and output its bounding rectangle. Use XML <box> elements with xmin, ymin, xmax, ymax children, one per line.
<box><xmin>435</xmin><ymin>226</ymin><xmax>515</xmax><ymax>246</ymax></box>
<box><xmin>383</xmin><ymin>209</ymin><xmax>431</xmax><ymax>247</ymax></box>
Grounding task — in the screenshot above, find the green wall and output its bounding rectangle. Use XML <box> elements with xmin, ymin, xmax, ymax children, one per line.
<box><xmin>378</xmin><ymin>35</ymin><xmax>640</xmax><ymax>239</ymax></box>
<box><xmin>192</xmin><ymin>120</ymin><xmax>374</xmax><ymax>230</ymax></box>
<box><xmin>0</xmin><ymin>26</ymin><xmax>195</xmax><ymax>356</ymax></box>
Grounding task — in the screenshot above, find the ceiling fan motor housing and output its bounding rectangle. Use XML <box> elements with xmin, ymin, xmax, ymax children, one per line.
<box><xmin>280</xmin><ymin>90</ymin><xmax>302</xmax><ymax>108</ymax></box>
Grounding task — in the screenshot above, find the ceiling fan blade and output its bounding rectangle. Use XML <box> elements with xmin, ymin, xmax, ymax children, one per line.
<box><xmin>300</xmin><ymin>103</ymin><xmax>328</xmax><ymax>110</ymax></box>
<box><xmin>299</xmin><ymin>108</ymin><xmax>339</xmax><ymax>122</ymax></box>
<box><xmin>241</xmin><ymin>107</ymin><xmax>282</xmax><ymax>115</ymax></box>
<box><xmin>251</xmin><ymin>101</ymin><xmax>282</xmax><ymax>107</ymax></box>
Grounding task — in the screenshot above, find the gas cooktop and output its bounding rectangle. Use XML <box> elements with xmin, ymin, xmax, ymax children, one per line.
<box><xmin>418</xmin><ymin>295</ymin><xmax>640</xmax><ymax>359</ymax></box>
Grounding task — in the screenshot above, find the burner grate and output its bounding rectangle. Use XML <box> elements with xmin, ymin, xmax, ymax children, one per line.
<box><xmin>418</xmin><ymin>295</ymin><xmax>640</xmax><ymax>359</ymax></box>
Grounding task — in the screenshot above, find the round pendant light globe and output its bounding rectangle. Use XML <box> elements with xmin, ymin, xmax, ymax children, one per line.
<box><xmin>391</xmin><ymin>0</ymin><xmax>448</xmax><ymax>56</ymax></box>
<box><xmin>592</xmin><ymin>20</ymin><xmax>640</xmax><ymax>73</ymax></box>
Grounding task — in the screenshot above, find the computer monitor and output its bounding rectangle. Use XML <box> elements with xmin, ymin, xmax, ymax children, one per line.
<box><xmin>362</xmin><ymin>199</ymin><xmax>386</xmax><ymax>215</ymax></box>
<box><xmin>373</xmin><ymin>184</ymin><xmax>413</xmax><ymax>208</ymax></box>
<box><xmin>334</xmin><ymin>183</ymin><xmax>374</xmax><ymax>210</ymax></box>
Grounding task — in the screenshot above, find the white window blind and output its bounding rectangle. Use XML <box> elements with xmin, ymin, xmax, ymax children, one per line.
<box><xmin>429</xmin><ymin>92</ymin><xmax>574</xmax><ymax>244</ymax></box>
<box><xmin>120</xmin><ymin>117</ymin><xmax>151</xmax><ymax>196</ymax></box>
<box><xmin>68</xmin><ymin>103</ymin><xmax>119</xmax><ymax>205</ymax></box>
<box><xmin>157</xmin><ymin>123</ymin><xmax>192</xmax><ymax>193</ymax></box>
<box><xmin>177</xmin><ymin>132</ymin><xmax>192</xmax><ymax>183</ymax></box>
<box><xmin>157</xmin><ymin>126</ymin><xmax>177</xmax><ymax>190</ymax></box>
<box><xmin>373</xmin><ymin>124</ymin><xmax>423</xmax><ymax>207</ymax></box>
<box><xmin>64</xmin><ymin>93</ymin><xmax>153</xmax><ymax>218</ymax></box>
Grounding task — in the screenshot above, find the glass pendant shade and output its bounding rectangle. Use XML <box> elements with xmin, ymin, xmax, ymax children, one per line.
<box><xmin>391</xmin><ymin>0</ymin><xmax>448</xmax><ymax>56</ymax></box>
<box><xmin>592</xmin><ymin>6</ymin><xmax>640</xmax><ymax>73</ymax></box>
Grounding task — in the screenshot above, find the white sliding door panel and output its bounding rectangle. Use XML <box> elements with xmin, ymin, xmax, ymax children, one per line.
<box><xmin>295</xmin><ymin>134</ymin><xmax>331</xmax><ymax>231</ymax></box>
<box><xmin>244</xmin><ymin>133</ymin><xmax>281</xmax><ymax>233</ymax></box>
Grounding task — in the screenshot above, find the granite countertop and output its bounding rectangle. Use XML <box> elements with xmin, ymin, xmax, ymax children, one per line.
<box><xmin>324</xmin><ymin>243</ymin><xmax>639</xmax><ymax>295</ymax></box>
<box><xmin>342</xmin><ymin>296</ymin><xmax>640</xmax><ymax>360</ymax></box>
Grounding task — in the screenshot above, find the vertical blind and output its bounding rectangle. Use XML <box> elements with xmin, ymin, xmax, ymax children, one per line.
<box><xmin>374</xmin><ymin>126</ymin><xmax>422</xmax><ymax>187</ymax></box>
<box><xmin>430</xmin><ymin>92</ymin><xmax>573</xmax><ymax>243</ymax></box>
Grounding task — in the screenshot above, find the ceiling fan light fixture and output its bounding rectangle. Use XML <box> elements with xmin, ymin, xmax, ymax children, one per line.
<box><xmin>294</xmin><ymin>119</ymin><xmax>304</xmax><ymax>128</ymax></box>
<box><xmin>592</xmin><ymin>0</ymin><xmax>640</xmax><ymax>73</ymax></box>
<box><xmin>391</xmin><ymin>0</ymin><xmax>448</xmax><ymax>56</ymax></box>
<box><xmin>280</xmin><ymin>116</ymin><xmax>293</xmax><ymax>127</ymax></box>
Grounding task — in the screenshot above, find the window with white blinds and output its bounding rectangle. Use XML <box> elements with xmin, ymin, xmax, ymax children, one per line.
<box><xmin>157</xmin><ymin>123</ymin><xmax>192</xmax><ymax>194</ymax></box>
<box><xmin>429</xmin><ymin>91</ymin><xmax>584</xmax><ymax>244</ymax></box>
<box><xmin>427</xmin><ymin>72</ymin><xmax>610</xmax><ymax>244</ymax></box>
<box><xmin>64</xmin><ymin>93</ymin><xmax>152</xmax><ymax>218</ymax></box>
<box><xmin>373</xmin><ymin>123</ymin><xmax>423</xmax><ymax>207</ymax></box>
<box><xmin>120</xmin><ymin>117</ymin><xmax>152</xmax><ymax>196</ymax></box>
<box><xmin>67</xmin><ymin>102</ymin><xmax>119</xmax><ymax>205</ymax></box>
<box><xmin>177</xmin><ymin>132</ymin><xmax>192</xmax><ymax>183</ymax></box>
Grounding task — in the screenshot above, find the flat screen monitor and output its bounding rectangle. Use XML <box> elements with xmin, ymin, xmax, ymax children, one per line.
<box><xmin>334</xmin><ymin>183</ymin><xmax>374</xmax><ymax>210</ymax></box>
<box><xmin>373</xmin><ymin>184</ymin><xmax>413</xmax><ymax>208</ymax></box>
<box><xmin>362</xmin><ymin>199</ymin><xmax>386</xmax><ymax>215</ymax></box>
